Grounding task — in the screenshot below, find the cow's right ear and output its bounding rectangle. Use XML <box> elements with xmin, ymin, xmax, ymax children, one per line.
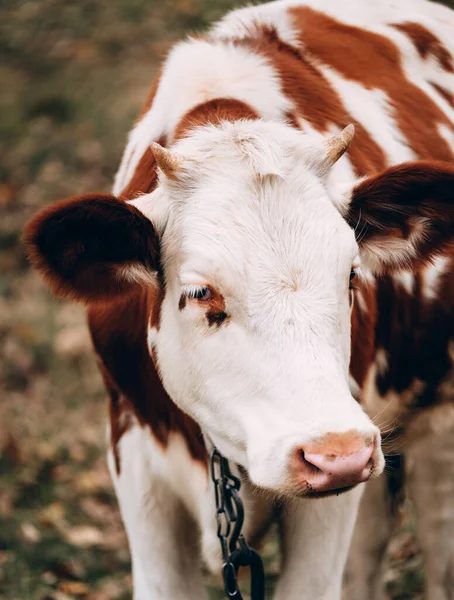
<box><xmin>23</xmin><ymin>193</ymin><xmax>160</xmax><ymax>303</ymax></box>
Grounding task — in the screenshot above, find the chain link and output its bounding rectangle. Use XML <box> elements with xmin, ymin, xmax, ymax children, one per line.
<box><xmin>210</xmin><ymin>448</ymin><xmax>265</xmax><ymax>600</ymax></box>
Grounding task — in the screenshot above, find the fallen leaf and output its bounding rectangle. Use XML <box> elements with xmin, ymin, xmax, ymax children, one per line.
<box><xmin>80</xmin><ymin>497</ymin><xmax>110</xmax><ymax>522</ymax></box>
<box><xmin>0</xmin><ymin>183</ymin><xmax>15</xmax><ymax>206</ymax></box>
<box><xmin>53</xmin><ymin>326</ymin><xmax>91</xmax><ymax>358</ymax></box>
<box><xmin>59</xmin><ymin>581</ymin><xmax>89</xmax><ymax>595</ymax></box>
<box><xmin>42</xmin><ymin>571</ymin><xmax>58</xmax><ymax>585</ymax></box>
<box><xmin>39</xmin><ymin>502</ymin><xmax>66</xmax><ymax>527</ymax></box>
<box><xmin>20</xmin><ymin>522</ymin><xmax>41</xmax><ymax>544</ymax></box>
<box><xmin>0</xmin><ymin>489</ymin><xmax>15</xmax><ymax>515</ymax></box>
<box><xmin>66</xmin><ymin>525</ymin><xmax>103</xmax><ymax>547</ymax></box>
<box><xmin>73</xmin><ymin>471</ymin><xmax>105</xmax><ymax>493</ymax></box>
<box><xmin>0</xmin><ymin>551</ymin><xmax>12</xmax><ymax>566</ymax></box>
<box><xmin>1</xmin><ymin>433</ymin><xmax>21</xmax><ymax>464</ymax></box>
<box><xmin>49</xmin><ymin>592</ymin><xmax>73</xmax><ymax>600</ymax></box>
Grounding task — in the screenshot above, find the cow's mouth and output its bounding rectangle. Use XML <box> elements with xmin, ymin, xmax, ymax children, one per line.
<box><xmin>304</xmin><ymin>484</ymin><xmax>356</xmax><ymax>499</ymax></box>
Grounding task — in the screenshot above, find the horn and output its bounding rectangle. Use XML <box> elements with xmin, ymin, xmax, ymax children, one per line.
<box><xmin>324</xmin><ymin>124</ymin><xmax>355</xmax><ymax>166</ymax></box>
<box><xmin>150</xmin><ymin>142</ymin><xmax>180</xmax><ymax>177</ymax></box>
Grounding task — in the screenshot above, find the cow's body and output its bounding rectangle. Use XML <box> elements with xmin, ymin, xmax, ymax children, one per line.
<box><xmin>105</xmin><ymin>1</ymin><xmax>454</xmax><ymax>597</ymax></box>
<box><xmin>26</xmin><ymin>0</ymin><xmax>454</xmax><ymax>598</ymax></box>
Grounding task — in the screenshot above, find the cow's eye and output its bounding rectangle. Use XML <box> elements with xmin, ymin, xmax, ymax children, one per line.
<box><xmin>184</xmin><ymin>285</ymin><xmax>213</xmax><ymax>301</ymax></box>
<box><xmin>349</xmin><ymin>269</ymin><xmax>356</xmax><ymax>290</ymax></box>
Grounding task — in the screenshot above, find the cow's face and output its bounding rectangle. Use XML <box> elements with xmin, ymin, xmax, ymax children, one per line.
<box><xmin>136</xmin><ymin>122</ymin><xmax>380</xmax><ymax>495</ymax></box>
<box><xmin>25</xmin><ymin>121</ymin><xmax>454</xmax><ymax>497</ymax></box>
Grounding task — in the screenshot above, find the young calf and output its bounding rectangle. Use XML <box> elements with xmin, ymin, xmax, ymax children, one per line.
<box><xmin>25</xmin><ymin>0</ymin><xmax>454</xmax><ymax>598</ymax></box>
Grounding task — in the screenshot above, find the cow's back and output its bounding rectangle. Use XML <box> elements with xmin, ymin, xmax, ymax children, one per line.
<box><xmin>114</xmin><ymin>0</ymin><xmax>454</xmax><ymax>202</ymax></box>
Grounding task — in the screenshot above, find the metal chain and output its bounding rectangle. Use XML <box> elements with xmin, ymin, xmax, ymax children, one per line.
<box><xmin>210</xmin><ymin>448</ymin><xmax>265</xmax><ymax>600</ymax></box>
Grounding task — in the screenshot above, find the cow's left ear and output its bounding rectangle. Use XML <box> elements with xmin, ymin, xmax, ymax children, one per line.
<box><xmin>344</xmin><ymin>161</ymin><xmax>454</xmax><ymax>273</ymax></box>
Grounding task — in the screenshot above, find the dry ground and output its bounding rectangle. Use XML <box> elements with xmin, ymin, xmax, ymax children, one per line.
<box><xmin>2</xmin><ymin>0</ymin><xmax>452</xmax><ymax>598</ymax></box>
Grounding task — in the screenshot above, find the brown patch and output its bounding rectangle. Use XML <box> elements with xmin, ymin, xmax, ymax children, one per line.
<box><xmin>109</xmin><ymin>394</ymin><xmax>132</xmax><ymax>475</ymax></box>
<box><xmin>430</xmin><ymin>82</ymin><xmax>454</xmax><ymax>110</ymax></box>
<box><xmin>23</xmin><ymin>193</ymin><xmax>160</xmax><ymax>303</ymax></box>
<box><xmin>392</xmin><ymin>22</ymin><xmax>454</xmax><ymax>73</ymax></box>
<box><xmin>207</xmin><ymin>310</ymin><xmax>228</xmax><ymax>327</ymax></box>
<box><xmin>244</xmin><ymin>25</ymin><xmax>386</xmax><ymax>176</ymax></box>
<box><xmin>119</xmin><ymin>135</ymin><xmax>167</xmax><ymax>200</ymax></box>
<box><xmin>88</xmin><ymin>291</ymin><xmax>207</xmax><ymax>471</ymax></box>
<box><xmin>289</xmin><ymin>8</ymin><xmax>454</xmax><ymax>162</ymax></box>
<box><xmin>149</xmin><ymin>276</ymin><xmax>165</xmax><ymax>331</ymax></box>
<box><xmin>350</xmin><ymin>280</ymin><xmax>377</xmax><ymax>389</ymax></box>
<box><xmin>204</xmin><ymin>289</ymin><xmax>229</xmax><ymax>328</ymax></box>
<box><xmin>178</xmin><ymin>294</ymin><xmax>187</xmax><ymax>311</ymax></box>
<box><xmin>99</xmin><ymin>361</ymin><xmax>134</xmax><ymax>474</ymax></box>
<box><xmin>285</xmin><ymin>111</ymin><xmax>303</xmax><ymax>131</ymax></box>
<box><xmin>373</xmin><ymin>254</ymin><xmax>454</xmax><ymax>415</ymax></box>
<box><xmin>374</xmin><ymin>276</ymin><xmax>418</xmax><ymax>400</ymax></box>
<box><xmin>173</xmin><ymin>98</ymin><xmax>259</xmax><ymax>141</ymax></box>
<box><xmin>305</xmin><ymin>430</ymin><xmax>370</xmax><ymax>457</ymax></box>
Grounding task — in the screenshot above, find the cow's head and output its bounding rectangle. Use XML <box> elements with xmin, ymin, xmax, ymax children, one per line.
<box><xmin>24</xmin><ymin>121</ymin><xmax>454</xmax><ymax>497</ymax></box>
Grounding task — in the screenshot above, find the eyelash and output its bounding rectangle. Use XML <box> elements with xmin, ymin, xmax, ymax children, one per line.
<box><xmin>182</xmin><ymin>284</ymin><xmax>213</xmax><ymax>301</ymax></box>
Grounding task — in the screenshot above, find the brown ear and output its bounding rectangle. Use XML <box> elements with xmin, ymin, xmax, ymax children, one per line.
<box><xmin>23</xmin><ymin>193</ymin><xmax>160</xmax><ymax>303</ymax></box>
<box><xmin>345</xmin><ymin>161</ymin><xmax>454</xmax><ymax>273</ymax></box>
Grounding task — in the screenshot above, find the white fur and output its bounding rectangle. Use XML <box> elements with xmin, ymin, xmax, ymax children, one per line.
<box><xmin>394</xmin><ymin>269</ymin><xmax>414</xmax><ymax>294</ymax></box>
<box><xmin>117</xmin><ymin>264</ymin><xmax>159</xmax><ymax>289</ymax></box>
<box><xmin>211</xmin><ymin>1</ymin><xmax>301</xmax><ymax>47</ymax></box>
<box><xmin>320</xmin><ymin>66</ymin><xmax>417</xmax><ymax>166</ymax></box>
<box><xmin>108</xmin><ymin>427</ymin><xmax>207</xmax><ymax>599</ymax></box>
<box><xmin>438</xmin><ymin>122</ymin><xmax>454</xmax><ymax>151</ymax></box>
<box><xmin>375</xmin><ymin>348</ymin><xmax>388</xmax><ymax>377</ymax></box>
<box><xmin>423</xmin><ymin>255</ymin><xmax>450</xmax><ymax>301</ymax></box>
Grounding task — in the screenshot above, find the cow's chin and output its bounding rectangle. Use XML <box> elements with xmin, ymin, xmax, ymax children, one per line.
<box><xmin>267</xmin><ymin>480</ymin><xmax>358</xmax><ymax>500</ymax></box>
<box><xmin>303</xmin><ymin>485</ymin><xmax>356</xmax><ymax>499</ymax></box>
<box><xmin>248</xmin><ymin>477</ymin><xmax>358</xmax><ymax>501</ymax></box>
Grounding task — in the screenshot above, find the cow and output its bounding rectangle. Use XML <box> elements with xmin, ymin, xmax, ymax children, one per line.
<box><xmin>24</xmin><ymin>0</ymin><xmax>454</xmax><ymax>598</ymax></box>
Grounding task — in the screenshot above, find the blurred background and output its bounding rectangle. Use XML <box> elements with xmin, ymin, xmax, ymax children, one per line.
<box><xmin>1</xmin><ymin>1</ymin><xmax>453</xmax><ymax>599</ymax></box>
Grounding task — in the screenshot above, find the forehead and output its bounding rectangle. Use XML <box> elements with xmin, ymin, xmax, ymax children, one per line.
<box><xmin>164</xmin><ymin>124</ymin><xmax>358</xmax><ymax>280</ymax></box>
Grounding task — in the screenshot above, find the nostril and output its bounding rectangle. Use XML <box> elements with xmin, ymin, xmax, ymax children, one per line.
<box><xmin>365</xmin><ymin>454</ymin><xmax>374</xmax><ymax>472</ymax></box>
<box><xmin>300</xmin><ymin>449</ymin><xmax>324</xmax><ymax>475</ymax></box>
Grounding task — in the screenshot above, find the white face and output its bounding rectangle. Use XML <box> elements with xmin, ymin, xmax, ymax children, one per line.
<box><xmin>135</xmin><ymin>121</ymin><xmax>383</xmax><ymax>496</ymax></box>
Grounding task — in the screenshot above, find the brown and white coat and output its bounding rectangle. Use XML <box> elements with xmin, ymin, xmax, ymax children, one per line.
<box><xmin>25</xmin><ymin>1</ymin><xmax>454</xmax><ymax>599</ymax></box>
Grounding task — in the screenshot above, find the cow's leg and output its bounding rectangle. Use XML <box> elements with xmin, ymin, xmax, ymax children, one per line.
<box><xmin>108</xmin><ymin>425</ymin><xmax>207</xmax><ymax>600</ymax></box>
<box><xmin>273</xmin><ymin>485</ymin><xmax>363</xmax><ymax>600</ymax></box>
<box><xmin>406</xmin><ymin>419</ymin><xmax>454</xmax><ymax>600</ymax></box>
<box><xmin>344</xmin><ymin>468</ymin><xmax>397</xmax><ymax>600</ymax></box>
